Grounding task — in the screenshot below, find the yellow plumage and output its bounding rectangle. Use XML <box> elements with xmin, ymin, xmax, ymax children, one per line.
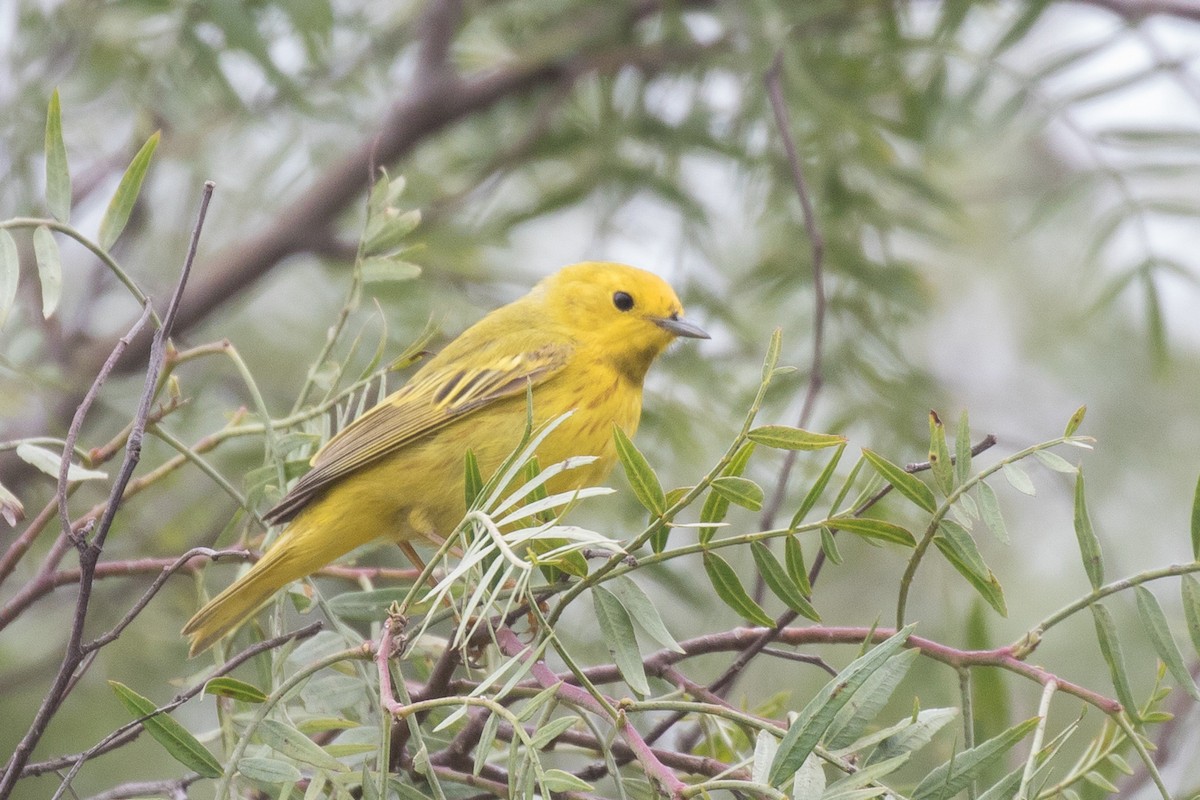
<box><xmin>182</xmin><ymin>262</ymin><xmax>707</xmax><ymax>655</ymax></box>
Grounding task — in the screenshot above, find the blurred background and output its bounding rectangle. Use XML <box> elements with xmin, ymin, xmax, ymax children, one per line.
<box><xmin>3</xmin><ymin>0</ymin><xmax>1200</xmax><ymax>797</ymax></box>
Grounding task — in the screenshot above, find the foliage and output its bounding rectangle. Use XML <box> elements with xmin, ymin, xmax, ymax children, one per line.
<box><xmin>4</xmin><ymin>2</ymin><xmax>1200</xmax><ymax>799</ymax></box>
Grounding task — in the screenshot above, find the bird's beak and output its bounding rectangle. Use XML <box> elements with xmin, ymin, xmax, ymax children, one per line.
<box><xmin>653</xmin><ymin>314</ymin><xmax>710</xmax><ymax>340</ymax></box>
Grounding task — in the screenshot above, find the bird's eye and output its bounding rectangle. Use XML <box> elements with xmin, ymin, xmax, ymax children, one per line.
<box><xmin>612</xmin><ymin>291</ymin><xmax>634</xmax><ymax>311</ymax></box>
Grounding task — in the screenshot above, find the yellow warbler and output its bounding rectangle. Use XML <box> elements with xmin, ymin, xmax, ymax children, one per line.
<box><xmin>183</xmin><ymin>262</ymin><xmax>707</xmax><ymax>655</ymax></box>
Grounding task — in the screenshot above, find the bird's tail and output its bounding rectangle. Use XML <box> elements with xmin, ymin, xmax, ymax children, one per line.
<box><xmin>182</xmin><ymin>540</ymin><xmax>306</xmax><ymax>657</ymax></box>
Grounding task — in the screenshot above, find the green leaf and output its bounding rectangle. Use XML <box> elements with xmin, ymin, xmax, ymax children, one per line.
<box><xmin>934</xmin><ymin>520</ymin><xmax>1007</xmax><ymax>616</ymax></box>
<box><xmin>98</xmin><ymin>131</ymin><xmax>160</xmax><ymax>250</ymax></box>
<box><xmin>473</xmin><ymin>712</ymin><xmax>500</xmax><ymax>775</ymax></box>
<box><xmin>976</xmin><ymin>481</ymin><xmax>1009</xmax><ymax>544</ymax></box>
<box><xmin>1064</xmin><ymin>404</ymin><xmax>1087</xmax><ymax>437</ymax></box>
<box><xmin>1135</xmin><ymin>586</ymin><xmax>1200</xmax><ymax>700</ymax></box>
<box><xmin>1073</xmin><ymin>470</ymin><xmax>1104</xmax><ymax>590</ymax></box>
<box><xmin>607</xmin><ymin>575</ymin><xmax>684</xmax><ymax>653</ymax></box>
<box><xmin>710</xmin><ymin>476</ymin><xmax>764</xmax><ymax>511</ymax></box>
<box><xmin>820</xmin><ymin>526</ymin><xmax>843</xmax><ymax>565</ymax></box>
<box><xmin>912</xmin><ymin>718</ymin><xmax>1039</xmax><ymax>799</ymax></box>
<box><xmin>108</xmin><ymin>681</ymin><xmax>222</xmax><ymax>778</ymax></box>
<box><xmin>364</xmin><ymin>208</ymin><xmax>421</xmax><ymax>256</ymax></box>
<box><xmin>825</xmin><ymin>648</ymin><xmax>919</xmax><ymax>749</ymax></box>
<box><xmin>751</xmin><ymin>541</ymin><xmax>819</xmax><ymax>621</ymax></box>
<box><xmin>767</xmin><ymin>626</ymin><xmax>915</xmax><ymax>784</ymax></box>
<box><xmin>204</xmin><ymin>676</ymin><xmax>267</xmax><ymax>703</ymax></box>
<box><xmin>702</xmin><ymin>551</ymin><xmax>775</xmax><ymax>627</ymax></box>
<box><xmin>1182</xmin><ymin>575</ymin><xmax>1200</xmax><ymax>657</ymax></box>
<box><xmin>784</xmin><ymin>535</ymin><xmax>812</xmax><ymax>595</ymax></box>
<box><xmin>326</xmin><ymin>588</ymin><xmax>413</xmax><ymax>622</ymax></box>
<box><xmin>700</xmin><ymin>441</ymin><xmax>755</xmax><ymax>544</ymax></box>
<box><xmin>613</xmin><ymin>425</ymin><xmax>665</xmax><ymax>516</ymax></box>
<box><xmin>747</xmin><ymin>425</ymin><xmax>845</xmax><ymax>451</ymax></box>
<box><xmin>861</xmin><ymin>449</ymin><xmax>936</xmax><ymax>513</ymax></box>
<box><xmin>954</xmin><ymin>411</ymin><xmax>972</xmax><ymax>487</ymax></box>
<box><xmin>1034</xmin><ymin>450</ymin><xmax>1077</xmax><ymax>474</ymax></box>
<box><xmin>1191</xmin><ymin>473</ymin><xmax>1200</xmax><ymax>560</ymax></box>
<box><xmin>834</xmin><ymin>517</ymin><xmax>917</xmax><ymax>547</ymax></box>
<box><xmin>761</xmin><ymin>327</ymin><xmax>782</xmax><ymax>382</ymax></box>
<box><xmin>789</xmin><ymin>443</ymin><xmax>845</xmax><ymax>528</ymax></box>
<box><xmin>238</xmin><ymin>756</ymin><xmax>302</xmax><ymax>784</ymax></box>
<box><xmin>791</xmin><ymin>753</ymin><xmax>826</xmax><ymax>797</ymax></box>
<box><xmin>592</xmin><ymin>585</ymin><xmax>650</xmax><ymax>696</ymax></box>
<box><xmin>16</xmin><ymin>443</ymin><xmax>107</xmax><ymax>481</ymax></box>
<box><xmin>651</xmin><ymin>485</ymin><xmax>691</xmax><ymax>553</ymax></box>
<box><xmin>0</xmin><ymin>230</ymin><xmax>20</xmax><ymax>329</ymax></box>
<box><xmin>1002</xmin><ymin>462</ymin><xmax>1036</xmax><ymax>496</ymax></box>
<box><xmin>256</xmin><ymin>718</ymin><xmax>349</xmax><ymax>772</ymax></box>
<box><xmin>529</xmin><ymin>716</ymin><xmax>577</xmax><ymax>749</ymax></box>
<box><xmin>359</xmin><ymin>256</ymin><xmax>421</xmax><ymax>284</ymax></box>
<box><xmin>928</xmin><ymin>411</ymin><xmax>954</xmax><ymax>495</ymax></box>
<box><xmin>1091</xmin><ymin>602</ymin><xmax>1139</xmax><ymax>719</ymax></box>
<box><xmin>464</xmin><ymin>449</ymin><xmax>483</xmax><ymax>508</ymax></box>
<box><xmin>541</xmin><ymin>769</ymin><xmax>593</xmax><ymax>793</ymax></box>
<box><xmin>32</xmin><ymin>226</ymin><xmax>62</xmax><ymax>318</ymax></box>
<box><xmin>865</xmin><ymin>708</ymin><xmax>959</xmax><ymax>765</ymax></box>
<box><xmin>44</xmin><ymin>89</ymin><xmax>71</xmax><ymax>222</ymax></box>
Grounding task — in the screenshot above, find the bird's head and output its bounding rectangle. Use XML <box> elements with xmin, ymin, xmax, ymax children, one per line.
<box><xmin>539</xmin><ymin>262</ymin><xmax>708</xmax><ymax>382</ymax></box>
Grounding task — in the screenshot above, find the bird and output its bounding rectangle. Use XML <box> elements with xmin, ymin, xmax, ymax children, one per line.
<box><xmin>182</xmin><ymin>261</ymin><xmax>708</xmax><ymax>656</ymax></box>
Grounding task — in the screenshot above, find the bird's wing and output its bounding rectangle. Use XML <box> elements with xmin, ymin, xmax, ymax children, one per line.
<box><xmin>264</xmin><ymin>342</ymin><xmax>572</xmax><ymax>524</ymax></box>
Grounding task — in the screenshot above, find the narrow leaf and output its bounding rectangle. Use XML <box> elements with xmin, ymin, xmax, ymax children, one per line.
<box><xmin>954</xmin><ymin>411</ymin><xmax>972</xmax><ymax>487</ymax></box>
<box><xmin>541</xmin><ymin>770</ymin><xmax>593</xmax><ymax>793</ymax></box>
<box><xmin>0</xmin><ymin>229</ymin><xmax>19</xmax><ymax>329</ymax></box>
<box><xmin>752</xmin><ymin>730</ymin><xmax>777</xmax><ymax>784</ymax></box>
<box><xmin>862</xmin><ymin>449</ymin><xmax>936</xmax><ymax>513</ymax></box>
<box><xmin>789</xmin><ymin>443</ymin><xmax>845</xmax><ymax>528</ymax></box>
<box><xmin>0</xmin><ymin>481</ymin><xmax>24</xmax><ymax>526</ymax></box>
<box><xmin>702</xmin><ymin>551</ymin><xmax>775</xmax><ymax>627</ymax></box>
<box><xmin>748</xmin><ymin>425</ymin><xmax>845</xmax><ymax>451</ymax></box>
<box><xmin>592</xmin><ymin>585</ymin><xmax>651</xmax><ymax>696</ymax></box>
<box><xmin>1091</xmin><ymin>602</ymin><xmax>1139</xmax><ymax>718</ymax></box>
<box><xmin>612</xmin><ymin>425</ymin><xmax>665</xmax><ymax>515</ymax></box>
<box><xmin>359</xmin><ymin>256</ymin><xmax>421</xmax><ymax>284</ymax></box>
<box><xmin>1034</xmin><ymin>450</ymin><xmax>1077</xmax><ymax>474</ymax></box>
<box><xmin>784</xmin><ymin>535</ymin><xmax>812</xmax><ymax>595</ymax></box>
<box><xmin>98</xmin><ymin>130</ymin><xmax>160</xmax><ymax>250</ymax></box>
<box><xmin>1002</xmin><ymin>463</ymin><xmax>1036</xmax><ymax>496</ymax></box>
<box><xmin>238</xmin><ymin>757</ymin><xmax>302</xmax><ymax>784</ymax></box>
<box><xmin>529</xmin><ymin>716</ymin><xmax>577</xmax><ymax>749</ymax></box>
<box><xmin>608</xmin><ymin>575</ymin><xmax>684</xmax><ymax>653</ymax></box>
<box><xmin>767</xmin><ymin>626</ymin><xmax>916</xmax><ymax>784</ymax></box>
<box><xmin>934</xmin><ymin>521</ymin><xmax>1007</xmax><ymax>616</ymax></box>
<box><xmin>204</xmin><ymin>677</ymin><xmax>267</xmax><ymax>703</ymax></box>
<box><xmin>700</xmin><ymin>441</ymin><xmax>755</xmax><ymax>544</ymax></box>
<box><xmin>464</xmin><ymin>449</ymin><xmax>483</xmax><ymax>508</ymax></box>
<box><xmin>820</xmin><ymin>526</ymin><xmax>844</xmax><ymax>565</ymax></box>
<box><xmin>825</xmin><ymin>648</ymin><xmax>920</xmax><ymax>749</ymax></box>
<box><xmin>44</xmin><ymin>89</ymin><xmax>71</xmax><ymax>222</ymax></box>
<box><xmin>751</xmin><ymin>541</ymin><xmax>819</xmax><ymax>621</ymax></box>
<box><xmin>32</xmin><ymin>226</ymin><xmax>62</xmax><ymax>318</ymax></box>
<box><xmin>865</xmin><ymin>708</ymin><xmax>959</xmax><ymax>765</ymax></box>
<box><xmin>1064</xmin><ymin>404</ymin><xmax>1087</xmax><ymax>437</ymax></box>
<box><xmin>710</xmin><ymin>475</ymin><xmax>764</xmax><ymax>511</ymax></box>
<box><xmin>912</xmin><ymin>718</ymin><xmax>1039</xmax><ymax>799</ymax></box>
<box><xmin>928</xmin><ymin>411</ymin><xmax>954</xmax><ymax>495</ymax></box>
<box><xmin>1073</xmin><ymin>470</ymin><xmax>1104</xmax><ymax>590</ymax></box>
<box><xmin>761</xmin><ymin>327</ymin><xmax>782</xmax><ymax>382</ymax></box>
<box><xmin>792</xmin><ymin>753</ymin><xmax>826</xmax><ymax>798</ymax></box>
<box><xmin>1182</xmin><ymin>575</ymin><xmax>1200</xmax><ymax>657</ymax></box>
<box><xmin>1191</xmin><ymin>473</ymin><xmax>1200</xmax><ymax>560</ymax></box>
<box><xmin>1135</xmin><ymin>586</ymin><xmax>1200</xmax><ymax>700</ymax></box>
<box><xmin>976</xmin><ymin>481</ymin><xmax>1009</xmax><ymax>544</ymax></box>
<box><xmin>256</xmin><ymin>719</ymin><xmax>348</xmax><ymax>772</ymax></box>
<box><xmin>834</xmin><ymin>517</ymin><xmax>917</xmax><ymax>547</ymax></box>
<box><xmin>108</xmin><ymin>681</ymin><xmax>222</xmax><ymax>778</ymax></box>
<box><xmin>16</xmin><ymin>443</ymin><xmax>107</xmax><ymax>481</ymax></box>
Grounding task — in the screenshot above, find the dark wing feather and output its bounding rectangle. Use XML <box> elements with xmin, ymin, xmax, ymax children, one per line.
<box><xmin>264</xmin><ymin>344</ymin><xmax>570</xmax><ymax>524</ymax></box>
